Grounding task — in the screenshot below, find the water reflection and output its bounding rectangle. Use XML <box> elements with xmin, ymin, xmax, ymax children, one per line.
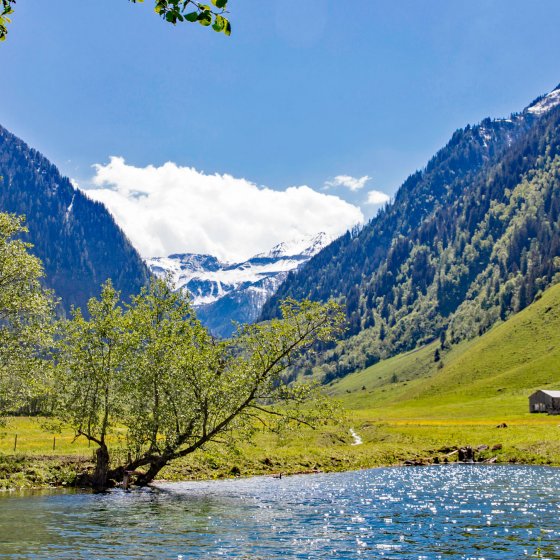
<box><xmin>0</xmin><ymin>465</ymin><xmax>559</xmax><ymax>559</ymax></box>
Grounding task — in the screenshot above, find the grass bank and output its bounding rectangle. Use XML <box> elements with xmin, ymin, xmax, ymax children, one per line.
<box><xmin>2</xmin><ymin>411</ymin><xmax>559</xmax><ymax>491</ymax></box>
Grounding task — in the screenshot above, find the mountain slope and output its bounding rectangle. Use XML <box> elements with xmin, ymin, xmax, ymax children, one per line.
<box><xmin>331</xmin><ymin>281</ymin><xmax>560</xmax><ymax>420</ymax></box>
<box><xmin>148</xmin><ymin>233</ymin><xmax>330</xmax><ymax>337</ymax></box>
<box><xmin>0</xmin><ymin>125</ymin><xmax>149</xmax><ymax>311</ymax></box>
<box><xmin>263</xmin><ymin>113</ymin><xmax>531</xmax><ymax>309</ymax></box>
<box><xmin>264</xmin><ymin>85</ymin><xmax>560</xmax><ymax>380</ymax></box>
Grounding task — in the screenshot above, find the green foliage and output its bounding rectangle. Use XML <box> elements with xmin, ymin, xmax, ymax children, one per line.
<box><xmin>0</xmin><ymin>453</ymin><xmax>87</xmax><ymax>490</ymax></box>
<box><xmin>0</xmin><ymin>213</ymin><xmax>46</xmax><ymax>320</ymax></box>
<box><xmin>0</xmin><ymin>209</ymin><xmax>343</xmax><ymax>488</ymax></box>
<box><xmin>0</xmin><ymin>212</ymin><xmax>55</xmax><ymax>419</ymax></box>
<box><xmin>121</xmin><ymin>278</ymin><xmax>204</xmax><ymax>456</ymax></box>
<box><xmin>3</xmin><ymin>281</ymin><xmax>560</xmax><ymax>490</ymax></box>
<box><xmin>121</xmin><ymin>287</ymin><xmax>344</xmax><ymax>485</ymax></box>
<box><xmin>0</xmin><ymin>0</ymin><xmax>14</xmax><ymax>42</ymax></box>
<box><xmin>332</xmin><ymin>281</ymin><xmax>560</xmax><ymax>419</ymax></box>
<box><xmin>0</xmin><ymin>0</ymin><xmax>231</xmax><ymax>42</ymax></box>
<box><xmin>54</xmin><ymin>281</ymin><xmax>131</xmax><ymax>448</ymax></box>
<box><xmin>131</xmin><ymin>0</ymin><xmax>231</xmax><ymax>35</ymax></box>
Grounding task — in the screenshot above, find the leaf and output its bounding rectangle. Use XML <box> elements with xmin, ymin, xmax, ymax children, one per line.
<box><xmin>212</xmin><ymin>14</ymin><xmax>225</xmax><ymax>32</ymax></box>
<box><xmin>185</xmin><ymin>11</ymin><xmax>198</xmax><ymax>22</ymax></box>
<box><xmin>197</xmin><ymin>11</ymin><xmax>212</xmax><ymax>26</ymax></box>
<box><xmin>212</xmin><ymin>0</ymin><xmax>227</xmax><ymax>8</ymax></box>
<box><xmin>223</xmin><ymin>18</ymin><xmax>231</xmax><ymax>36</ymax></box>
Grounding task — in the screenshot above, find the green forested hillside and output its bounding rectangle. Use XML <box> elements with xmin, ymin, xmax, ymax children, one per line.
<box><xmin>264</xmin><ymin>88</ymin><xmax>560</xmax><ymax>382</ymax></box>
<box><xmin>332</xmin><ymin>281</ymin><xmax>560</xmax><ymax>419</ymax></box>
<box><xmin>0</xmin><ymin>125</ymin><xmax>149</xmax><ymax>312</ymax></box>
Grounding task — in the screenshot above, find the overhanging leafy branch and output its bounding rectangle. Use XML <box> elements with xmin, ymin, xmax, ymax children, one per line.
<box><xmin>0</xmin><ymin>0</ymin><xmax>231</xmax><ymax>42</ymax></box>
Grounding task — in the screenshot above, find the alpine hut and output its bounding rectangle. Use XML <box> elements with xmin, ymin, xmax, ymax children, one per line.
<box><xmin>529</xmin><ymin>390</ymin><xmax>560</xmax><ymax>414</ymax></box>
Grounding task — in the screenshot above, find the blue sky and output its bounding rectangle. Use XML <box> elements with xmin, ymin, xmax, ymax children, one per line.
<box><xmin>1</xmin><ymin>0</ymin><xmax>560</xmax><ymax>259</ymax></box>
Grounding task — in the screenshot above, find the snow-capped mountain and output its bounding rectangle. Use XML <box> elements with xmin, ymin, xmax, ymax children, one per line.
<box><xmin>526</xmin><ymin>84</ymin><xmax>560</xmax><ymax>116</ymax></box>
<box><xmin>146</xmin><ymin>232</ymin><xmax>331</xmax><ymax>337</ymax></box>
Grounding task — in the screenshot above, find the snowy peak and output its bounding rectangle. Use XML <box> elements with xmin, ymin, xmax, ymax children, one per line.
<box><xmin>146</xmin><ymin>232</ymin><xmax>333</xmax><ymax>336</ymax></box>
<box><xmin>526</xmin><ymin>85</ymin><xmax>560</xmax><ymax>116</ymax></box>
<box><xmin>255</xmin><ymin>232</ymin><xmax>331</xmax><ymax>259</ymax></box>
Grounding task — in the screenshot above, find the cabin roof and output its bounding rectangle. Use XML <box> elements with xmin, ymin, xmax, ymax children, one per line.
<box><xmin>534</xmin><ymin>390</ymin><xmax>560</xmax><ymax>398</ymax></box>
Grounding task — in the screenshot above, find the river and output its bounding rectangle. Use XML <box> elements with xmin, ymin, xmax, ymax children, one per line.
<box><xmin>0</xmin><ymin>465</ymin><xmax>559</xmax><ymax>559</ymax></box>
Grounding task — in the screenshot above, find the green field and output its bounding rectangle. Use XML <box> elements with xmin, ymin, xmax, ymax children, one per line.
<box><xmin>2</xmin><ymin>283</ymin><xmax>560</xmax><ymax>490</ymax></box>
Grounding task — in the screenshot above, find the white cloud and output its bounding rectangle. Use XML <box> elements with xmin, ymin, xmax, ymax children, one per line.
<box><xmin>84</xmin><ymin>157</ymin><xmax>364</xmax><ymax>262</ymax></box>
<box><xmin>325</xmin><ymin>175</ymin><xmax>371</xmax><ymax>191</ymax></box>
<box><xmin>366</xmin><ymin>190</ymin><xmax>391</xmax><ymax>205</ymax></box>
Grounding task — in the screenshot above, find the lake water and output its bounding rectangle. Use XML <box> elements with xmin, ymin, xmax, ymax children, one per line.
<box><xmin>1</xmin><ymin>465</ymin><xmax>559</xmax><ymax>559</ymax></box>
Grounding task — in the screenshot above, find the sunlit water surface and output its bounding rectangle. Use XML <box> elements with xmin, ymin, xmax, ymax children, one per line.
<box><xmin>1</xmin><ymin>465</ymin><xmax>559</xmax><ymax>559</ymax></box>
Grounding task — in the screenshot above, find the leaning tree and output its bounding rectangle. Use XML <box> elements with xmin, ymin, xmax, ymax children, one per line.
<box><xmin>55</xmin><ymin>277</ymin><xmax>344</xmax><ymax>490</ymax></box>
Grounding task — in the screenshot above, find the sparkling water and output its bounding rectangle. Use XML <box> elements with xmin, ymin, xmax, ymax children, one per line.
<box><xmin>0</xmin><ymin>465</ymin><xmax>559</xmax><ymax>559</ymax></box>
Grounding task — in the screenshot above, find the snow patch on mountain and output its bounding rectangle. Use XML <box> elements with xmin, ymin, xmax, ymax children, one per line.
<box><xmin>527</xmin><ymin>86</ymin><xmax>560</xmax><ymax>116</ymax></box>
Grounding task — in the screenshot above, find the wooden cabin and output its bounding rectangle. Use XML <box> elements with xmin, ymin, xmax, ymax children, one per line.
<box><xmin>529</xmin><ymin>390</ymin><xmax>560</xmax><ymax>413</ymax></box>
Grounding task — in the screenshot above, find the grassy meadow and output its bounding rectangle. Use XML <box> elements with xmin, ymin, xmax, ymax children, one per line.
<box><xmin>2</xmin><ymin>283</ymin><xmax>560</xmax><ymax>489</ymax></box>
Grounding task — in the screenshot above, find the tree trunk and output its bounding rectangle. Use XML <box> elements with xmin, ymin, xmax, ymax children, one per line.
<box><xmin>92</xmin><ymin>444</ymin><xmax>110</xmax><ymax>492</ymax></box>
<box><xmin>135</xmin><ymin>457</ymin><xmax>168</xmax><ymax>487</ymax></box>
